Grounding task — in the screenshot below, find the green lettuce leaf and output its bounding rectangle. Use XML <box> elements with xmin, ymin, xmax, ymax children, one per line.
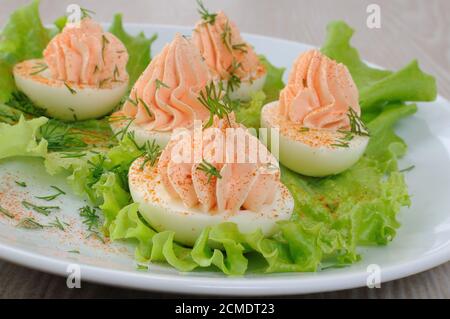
<box><xmin>0</xmin><ymin>0</ymin><xmax>51</xmax><ymax>104</ymax></box>
<box><xmin>259</xmin><ymin>55</ymin><xmax>285</xmax><ymax>103</ymax></box>
<box><xmin>0</xmin><ymin>116</ymin><xmax>48</xmax><ymax>160</ymax></box>
<box><xmin>234</xmin><ymin>91</ymin><xmax>266</xmax><ymax>129</ymax></box>
<box><xmin>321</xmin><ymin>21</ymin><xmax>436</xmax><ymax>111</ymax></box>
<box><xmin>109</xmin><ymin>14</ymin><xmax>158</xmax><ymax>87</ymax></box>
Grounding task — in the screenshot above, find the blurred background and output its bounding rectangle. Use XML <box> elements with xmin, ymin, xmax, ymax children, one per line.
<box><xmin>1</xmin><ymin>0</ymin><xmax>449</xmax><ymax>98</ymax></box>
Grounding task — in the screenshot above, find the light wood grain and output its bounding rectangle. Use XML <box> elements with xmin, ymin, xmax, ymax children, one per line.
<box><xmin>0</xmin><ymin>0</ymin><xmax>449</xmax><ymax>298</ymax></box>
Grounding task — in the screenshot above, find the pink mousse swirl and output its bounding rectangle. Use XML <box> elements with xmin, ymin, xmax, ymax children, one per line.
<box><xmin>121</xmin><ymin>34</ymin><xmax>211</xmax><ymax>131</ymax></box>
<box><xmin>192</xmin><ymin>11</ymin><xmax>265</xmax><ymax>81</ymax></box>
<box><xmin>279</xmin><ymin>50</ymin><xmax>360</xmax><ymax>130</ymax></box>
<box><xmin>157</xmin><ymin>115</ymin><xmax>279</xmax><ymax>214</ymax></box>
<box><xmin>43</xmin><ymin>18</ymin><xmax>128</xmax><ymax>87</ymax></box>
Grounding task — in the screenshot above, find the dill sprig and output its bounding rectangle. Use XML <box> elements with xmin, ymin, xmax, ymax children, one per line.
<box><xmin>16</xmin><ymin>217</ymin><xmax>44</xmax><ymax>229</ymax></box>
<box><xmin>79</xmin><ymin>205</ymin><xmax>100</xmax><ymax>231</ymax></box>
<box><xmin>348</xmin><ymin>108</ymin><xmax>369</xmax><ymax>136</ymax></box>
<box><xmin>47</xmin><ymin>216</ymin><xmax>66</xmax><ymax>231</ymax></box>
<box><xmin>138</xmin><ymin>98</ymin><xmax>153</xmax><ymax>118</ymax></box>
<box><xmin>39</xmin><ymin>120</ymin><xmax>87</xmax><ymax>152</ymax></box>
<box><xmin>15</xmin><ymin>181</ymin><xmax>27</xmax><ymax>187</ymax></box>
<box><xmin>0</xmin><ymin>204</ymin><xmax>14</xmax><ymax>219</ymax></box>
<box><xmin>81</xmin><ymin>7</ymin><xmax>95</xmax><ymax>19</ymax></box>
<box><xmin>22</xmin><ymin>200</ymin><xmax>59</xmax><ymax>216</ymax></box>
<box><xmin>140</xmin><ymin>139</ymin><xmax>162</xmax><ymax>169</ymax></box>
<box><xmin>113</xmin><ymin>65</ymin><xmax>120</xmax><ymax>82</ymax></box>
<box><xmin>6</xmin><ymin>91</ymin><xmax>46</xmax><ymax>117</ymax></box>
<box><xmin>64</xmin><ymin>82</ymin><xmax>77</xmax><ymax>95</ymax></box>
<box><xmin>155</xmin><ymin>79</ymin><xmax>170</xmax><ymax>90</ymax></box>
<box><xmin>221</xmin><ymin>20</ymin><xmax>233</xmax><ymax>52</ymax></box>
<box><xmin>226</xmin><ymin>59</ymin><xmax>242</xmax><ymax>94</ymax></box>
<box><xmin>197</xmin><ymin>160</ymin><xmax>222</xmax><ymax>182</ymax></box>
<box><xmin>126</xmin><ymin>96</ymin><xmax>138</xmax><ymax>106</ymax></box>
<box><xmin>198</xmin><ymin>82</ymin><xmax>233</xmax><ymax>128</ymax></box>
<box><xmin>35</xmin><ymin>186</ymin><xmax>66</xmax><ymax>201</ymax></box>
<box><xmin>232</xmin><ymin>43</ymin><xmax>248</xmax><ymax>53</ymax></box>
<box><xmin>29</xmin><ymin>62</ymin><xmax>48</xmax><ymax>76</ymax></box>
<box><xmin>197</xmin><ymin>0</ymin><xmax>217</xmax><ymax>25</ymax></box>
<box><xmin>112</xmin><ymin>117</ymin><xmax>134</xmax><ymax>141</ymax></box>
<box><xmin>331</xmin><ymin>108</ymin><xmax>369</xmax><ymax>148</ymax></box>
<box><xmin>299</xmin><ymin>127</ymin><xmax>310</xmax><ymax>133</ymax></box>
<box><xmin>399</xmin><ymin>165</ymin><xmax>415</xmax><ymax>173</ymax></box>
<box><xmin>101</xmin><ymin>34</ymin><xmax>110</xmax><ymax>62</ymax></box>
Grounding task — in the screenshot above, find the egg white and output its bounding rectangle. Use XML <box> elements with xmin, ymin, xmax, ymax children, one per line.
<box><xmin>224</xmin><ymin>73</ymin><xmax>266</xmax><ymax>102</ymax></box>
<box><xmin>110</xmin><ymin>116</ymin><xmax>172</xmax><ymax>148</ymax></box>
<box><xmin>128</xmin><ymin>156</ymin><xmax>294</xmax><ymax>247</ymax></box>
<box><xmin>261</xmin><ymin>101</ymin><xmax>369</xmax><ymax>177</ymax></box>
<box><xmin>13</xmin><ymin>59</ymin><xmax>128</xmax><ymax>121</ymax></box>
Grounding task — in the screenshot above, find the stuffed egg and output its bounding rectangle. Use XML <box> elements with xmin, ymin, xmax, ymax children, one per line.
<box><xmin>110</xmin><ymin>34</ymin><xmax>211</xmax><ymax>148</ymax></box>
<box><xmin>13</xmin><ymin>18</ymin><xmax>129</xmax><ymax>121</ymax></box>
<box><xmin>128</xmin><ymin>115</ymin><xmax>294</xmax><ymax>246</ymax></box>
<box><xmin>261</xmin><ymin>50</ymin><xmax>369</xmax><ymax>177</ymax></box>
<box><xmin>192</xmin><ymin>11</ymin><xmax>266</xmax><ymax>101</ymax></box>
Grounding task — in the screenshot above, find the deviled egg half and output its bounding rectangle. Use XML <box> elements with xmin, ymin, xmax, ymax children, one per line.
<box><xmin>128</xmin><ymin>115</ymin><xmax>294</xmax><ymax>246</ymax></box>
<box><xmin>261</xmin><ymin>50</ymin><xmax>369</xmax><ymax>177</ymax></box>
<box><xmin>110</xmin><ymin>34</ymin><xmax>211</xmax><ymax>148</ymax></box>
<box><xmin>192</xmin><ymin>10</ymin><xmax>266</xmax><ymax>101</ymax></box>
<box><xmin>13</xmin><ymin>18</ymin><xmax>129</xmax><ymax>121</ymax></box>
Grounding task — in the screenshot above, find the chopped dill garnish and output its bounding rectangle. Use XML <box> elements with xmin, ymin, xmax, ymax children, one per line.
<box><xmin>64</xmin><ymin>82</ymin><xmax>77</xmax><ymax>95</ymax></box>
<box><xmin>155</xmin><ymin>79</ymin><xmax>170</xmax><ymax>90</ymax></box>
<box><xmin>80</xmin><ymin>7</ymin><xmax>95</xmax><ymax>19</ymax></box>
<box><xmin>79</xmin><ymin>205</ymin><xmax>100</xmax><ymax>231</ymax></box>
<box><xmin>39</xmin><ymin>120</ymin><xmax>87</xmax><ymax>152</ymax></box>
<box><xmin>99</xmin><ymin>78</ymin><xmax>110</xmax><ymax>88</ymax></box>
<box><xmin>68</xmin><ymin>249</ymin><xmax>80</xmax><ymax>254</ymax></box>
<box><xmin>113</xmin><ymin>117</ymin><xmax>134</xmax><ymax>141</ymax></box>
<box><xmin>197</xmin><ymin>0</ymin><xmax>217</xmax><ymax>25</ymax></box>
<box><xmin>198</xmin><ymin>82</ymin><xmax>233</xmax><ymax>128</ymax></box>
<box><xmin>232</xmin><ymin>43</ymin><xmax>248</xmax><ymax>53</ymax></box>
<box><xmin>22</xmin><ymin>200</ymin><xmax>59</xmax><ymax>216</ymax></box>
<box><xmin>29</xmin><ymin>62</ymin><xmax>48</xmax><ymax>76</ymax></box>
<box><xmin>113</xmin><ymin>65</ymin><xmax>120</xmax><ymax>81</ymax></box>
<box><xmin>48</xmin><ymin>216</ymin><xmax>66</xmax><ymax>231</ymax></box>
<box><xmin>35</xmin><ymin>186</ymin><xmax>66</xmax><ymax>201</ymax></box>
<box><xmin>86</xmin><ymin>231</ymin><xmax>105</xmax><ymax>244</ymax></box>
<box><xmin>138</xmin><ymin>98</ymin><xmax>153</xmax><ymax>118</ymax></box>
<box><xmin>399</xmin><ymin>165</ymin><xmax>415</xmax><ymax>173</ymax></box>
<box><xmin>331</xmin><ymin>140</ymin><xmax>350</xmax><ymax>148</ymax></box>
<box><xmin>126</xmin><ymin>96</ymin><xmax>138</xmax><ymax>106</ymax></box>
<box><xmin>15</xmin><ymin>181</ymin><xmax>27</xmax><ymax>188</ymax></box>
<box><xmin>299</xmin><ymin>127</ymin><xmax>310</xmax><ymax>133</ymax></box>
<box><xmin>197</xmin><ymin>160</ymin><xmax>222</xmax><ymax>182</ymax></box>
<box><xmin>221</xmin><ymin>20</ymin><xmax>232</xmax><ymax>52</ymax></box>
<box><xmin>0</xmin><ymin>205</ymin><xmax>14</xmax><ymax>219</ymax></box>
<box><xmin>6</xmin><ymin>91</ymin><xmax>46</xmax><ymax>117</ymax></box>
<box><xmin>101</xmin><ymin>34</ymin><xmax>110</xmax><ymax>62</ymax></box>
<box><xmin>348</xmin><ymin>108</ymin><xmax>369</xmax><ymax>136</ymax></box>
<box><xmin>139</xmin><ymin>139</ymin><xmax>162</xmax><ymax>169</ymax></box>
<box><xmin>226</xmin><ymin>59</ymin><xmax>242</xmax><ymax>94</ymax></box>
<box><xmin>16</xmin><ymin>217</ymin><xmax>44</xmax><ymax>230</ymax></box>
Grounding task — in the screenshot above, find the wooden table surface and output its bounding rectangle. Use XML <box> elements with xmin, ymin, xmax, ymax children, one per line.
<box><xmin>0</xmin><ymin>0</ymin><xmax>449</xmax><ymax>299</ymax></box>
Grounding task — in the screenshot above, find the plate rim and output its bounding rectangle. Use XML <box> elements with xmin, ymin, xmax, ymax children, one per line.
<box><xmin>0</xmin><ymin>23</ymin><xmax>449</xmax><ymax>296</ymax></box>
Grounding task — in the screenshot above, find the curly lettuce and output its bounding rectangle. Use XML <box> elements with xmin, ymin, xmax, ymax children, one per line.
<box><xmin>0</xmin><ymin>0</ymin><xmax>51</xmax><ymax>103</ymax></box>
<box><xmin>0</xmin><ymin>19</ymin><xmax>438</xmax><ymax>275</ymax></box>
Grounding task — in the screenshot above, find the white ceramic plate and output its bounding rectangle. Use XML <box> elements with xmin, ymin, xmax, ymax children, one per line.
<box><xmin>0</xmin><ymin>24</ymin><xmax>449</xmax><ymax>296</ymax></box>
